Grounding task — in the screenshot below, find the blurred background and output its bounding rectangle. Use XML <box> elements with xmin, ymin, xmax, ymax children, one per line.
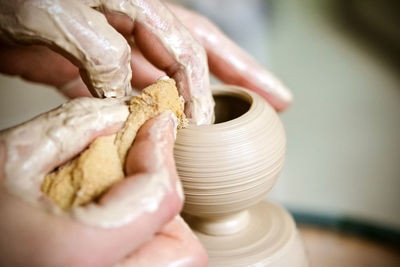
<box><xmin>0</xmin><ymin>0</ymin><xmax>399</xmax><ymax>265</ymax></box>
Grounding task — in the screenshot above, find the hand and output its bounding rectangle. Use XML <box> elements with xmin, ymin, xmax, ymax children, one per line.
<box><xmin>0</xmin><ymin>0</ymin><xmax>292</xmax><ymax>125</ymax></box>
<box><xmin>0</xmin><ymin>99</ymin><xmax>206</xmax><ymax>267</ymax></box>
<box><xmin>166</xmin><ymin>3</ymin><xmax>293</xmax><ymax>112</ymax></box>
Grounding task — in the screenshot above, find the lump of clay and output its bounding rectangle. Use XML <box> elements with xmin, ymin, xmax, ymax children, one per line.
<box><xmin>41</xmin><ymin>79</ymin><xmax>185</xmax><ymax>210</ymax></box>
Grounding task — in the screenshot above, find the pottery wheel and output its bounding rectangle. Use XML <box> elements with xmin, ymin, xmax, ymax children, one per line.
<box><xmin>186</xmin><ymin>201</ymin><xmax>308</xmax><ymax>267</ymax></box>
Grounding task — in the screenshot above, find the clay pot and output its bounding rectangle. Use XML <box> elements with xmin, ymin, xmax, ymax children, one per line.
<box><xmin>174</xmin><ymin>84</ymin><xmax>286</xmax><ymax>231</ymax></box>
<box><xmin>174</xmin><ymin>85</ymin><xmax>308</xmax><ymax>266</ymax></box>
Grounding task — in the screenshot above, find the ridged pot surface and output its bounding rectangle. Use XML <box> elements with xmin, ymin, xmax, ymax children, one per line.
<box><xmin>174</xmin><ymin>85</ymin><xmax>286</xmax><ymax>217</ymax></box>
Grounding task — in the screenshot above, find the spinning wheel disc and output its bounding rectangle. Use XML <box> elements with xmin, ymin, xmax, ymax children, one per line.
<box><xmin>186</xmin><ymin>201</ymin><xmax>308</xmax><ymax>267</ymax></box>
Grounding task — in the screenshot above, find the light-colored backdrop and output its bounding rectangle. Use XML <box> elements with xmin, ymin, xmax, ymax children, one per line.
<box><xmin>266</xmin><ymin>0</ymin><xmax>400</xmax><ymax>229</ymax></box>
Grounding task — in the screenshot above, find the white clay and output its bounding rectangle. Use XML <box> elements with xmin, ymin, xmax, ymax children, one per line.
<box><xmin>174</xmin><ymin>85</ymin><xmax>308</xmax><ymax>267</ymax></box>
<box><xmin>174</xmin><ymin>85</ymin><xmax>286</xmax><ymax>218</ymax></box>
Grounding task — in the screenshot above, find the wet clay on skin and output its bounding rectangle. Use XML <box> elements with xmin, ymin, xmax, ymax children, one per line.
<box><xmin>95</xmin><ymin>0</ymin><xmax>214</xmax><ymax>124</ymax></box>
<box><xmin>0</xmin><ymin>0</ymin><xmax>214</xmax><ymax>125</ymax></box>
<box><xmin>0</xmin><ymin>0</ymin><xmax>132</xmax><ymax>98</ymax></box>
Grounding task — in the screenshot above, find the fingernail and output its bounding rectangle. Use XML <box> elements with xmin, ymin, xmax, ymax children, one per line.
<box><xmin>153</xmin><ymin>111</ymin><xmax>179</xmax><ymax>140</ymax></box>
<box><xmin>159</xmin><ymin>111</ymin><xmax>179</xmax><ymax>128</ymax></box>
<box><xmin>157</xmin><ymin>75</ymin><xmax>171</xmax><ymax>81</ymax></box>
<box><xmin>263</xmin><ymin>77</ymin><xmax>293</xmax><ymax>104</ymax></box>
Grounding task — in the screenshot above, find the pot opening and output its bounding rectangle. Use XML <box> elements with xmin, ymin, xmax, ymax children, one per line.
<box><xmin>213</xmin><ymin>94</ymin><xmax>251</xmax><ymax>124</ymax></box>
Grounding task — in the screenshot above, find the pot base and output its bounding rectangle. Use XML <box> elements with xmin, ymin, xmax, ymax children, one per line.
<box><xmin>184</xmin><ymin>201</ymin><xmax>308</xmax><ymax>267</ymax></box>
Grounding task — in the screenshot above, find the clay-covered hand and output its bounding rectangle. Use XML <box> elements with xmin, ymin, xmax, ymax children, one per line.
<box><xmin>0</xmin><ymin>0</ymin><xmax>212</xmax><ymax>124</ymax></box>
<box><xmin>166</xmin><ymin>3</ymin><xmax>293</xmax><ymax>112</ymax></box>
<box><xmin>0</xmin><ymin>101</ymin><xmax>206</xmax><ymax>267</ymax></box>
<box><xmin>0</xmin><ymin>0</ymin><xmax>291</xmax><ymax>124</ymax></box>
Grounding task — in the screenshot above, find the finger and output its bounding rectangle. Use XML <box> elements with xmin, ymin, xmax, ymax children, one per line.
<box><xmin>118</xmin><ymin>216</ymin><xmax>208</xmax><ymax>267</ymax></box>
<box><xmin>58</xmin><ymin>76</ymin><xmax>92</xmax><ymax>98</ymax></box>
<box><xmin>0</xmin><ymin>97</ymin><xmax>129</xmax><ymax>203</ymax></box>
<box><xmin>57</xmin><ymin>51</ymin><xmax>160</xmax><ymax>97</ymax></box>
<box><xmin>167</xmin><ymin>4</ymin><xmax>293</xmax><ymax>112</ymax></box>
<box><xmin>98</xmin><ymin>10</ymin><xmax>166</xmax><ymax>91</ymax></box>
<box><xmin>100</xmin><ymin>0</ymin><xmax>214</xmax><ymax>125</ymax></box>
<box><xmin>0</xmin><ymin>44</ymin><xmax>80</xmax><ymax>88</ymax></box>
<box><xmin>0</xmin><ymin>0</ymin><xmax>132</xmax><ymax>98</ymax></box>
<box><xmin>0</xmin><ymin>44</ymin><xmax>92</xmax><ymax>98</ymax></box>
<box><xmin>0</xmin><ymin>141</ymin><xmax>5</xmax><ymax>182</ymax></box>
<box><xmin>130</xmin><ymin>46</ymin><xmax>166</xmax><ymax>90</ymax></box>
<box><xmin>124</xmin><ymin>111</ymin><xmax>178</xmax><ymax>176</ymax></box>
<box><xmin>74</xmin><ymin>111</ymin><xmax>181</xmax><ymax>225</ymax></box>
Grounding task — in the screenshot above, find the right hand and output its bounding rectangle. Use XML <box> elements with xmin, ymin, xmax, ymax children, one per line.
<box><xmin>0</xmin><ymin>0</ymin><xmax>292</xmax><ymax>125</ymax></box>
